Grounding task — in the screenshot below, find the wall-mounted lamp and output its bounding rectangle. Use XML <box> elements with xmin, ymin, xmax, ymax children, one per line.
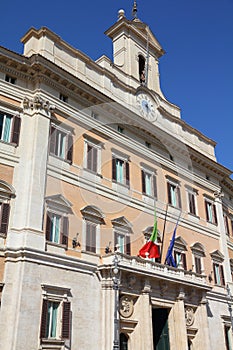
<box><xmin>72</xmin><ymin>233</ymin><xmax>81</xmax><ymax>249</ymax></box>
<box><xmin>105</xmin><ymin>241</ymin><xmax>112</xmax><ymax>254</ymax></box>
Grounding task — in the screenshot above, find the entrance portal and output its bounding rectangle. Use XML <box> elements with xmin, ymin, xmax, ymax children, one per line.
<box><xmin>152</xmin><ymin>308</ymin><xmax>170</xmax><ymax>350</ymax></box>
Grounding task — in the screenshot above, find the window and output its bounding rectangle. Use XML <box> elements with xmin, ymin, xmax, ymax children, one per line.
<box><xmin>141</xmin><ymin>168</ymin><xmax>157</xmax><ymax>197</ymax></box>
<box><xmin>86</xmin><ymin>221</ymin><xmax>97</xmax><ymax>253</ymax></box>
<box><xmin>115</xmin><ymin>232</ymin><xmax>130</xmax><ymax>255</ymax></box>
<box><xmin>0</xmin><ymin>111</ymin><xmax>21</xmax><ymax>145</ymax></box>
<box><xmin>81</xmin><ymin>205</ymin><xmax>105</xmax><ymax>255</ymax></box>
<box><xmin>0</xmin><ymin>180</ymin><xmax>15</xmax><ymax>237</ymax></box>
<box><xmin>224</xmin><ymin>325</ymin><xmax>233</xmax><ymax>350</ymax></box>
<box><xmin>59</xmin><ymin>93</ymin><xmax>68</xmax><ymax>103</ymax></box>
<box><xmin>117</xmin><ymin>126</ymin><xmax>124</xmax><ymax>134</ymax></box>
<box><xmin>112</xmin><ymin>216</ymin><xmax>132</xmax><ymax>255</ymax></box>
<box><xmin>167</xmin><ymin>180</ymin><xmax>181</xmax><ymax>208</ymax></box>
<box><xmin>84</xmin><ymin>136</ymin><xmax>102</xmax><ymax>174</ymax></box>
<box><xmin>120</xmin><ymin>333</ymin><xmax>128</xmax><ymax>350</ymax></box>
<box><xmin>191</xmin><ymin>242</ymin><xmax>205</xmax><ymax>274</ymax></box>
<box><xmin>205</xmin><ymin>199</ymin><xmax>217</xmax><ymax>224</ymax></box>
<box><xmin>49</xmin><ymin>124</ymin><xmax>73</xmax><ymax>162</ymax></box>
<box><xmin>186</xmin><ymin>187</ymin><xmax>198</xmax><ymax>216</ymax></box>
<box><xmin>45</xmin><ymin>213</ymin><xmax>69</xmax><ymax>247</ymax></box>
<box><xmin>174</xmin><ymin>251</ymin><xmax>187</xmax><ymax>270</ymax></box>
<box><xmin>231</xmin><ymin>219</ymin><xmax>233</xmax><ymax>237</ymax></box>
<box><xmin>174</xmin><ymin>236</ymin><xmax>187</xmax><ymax>269</ymax></box>
<box><xmin>138</xmin><ymin>54</ymin><xmax>146</xmax><ymax>84</ymax></box>
<box><xmin>5</xmin><ymin>75</ymin><xmax>16</xmax><ymax>84</ymax></box>
<box><xmin>112</xmin><ymin>153</ymin><xmax>130</xmax><ymax>187</ymax></box>
<box><xmin>40</xmin><ymin>285</ymin><xmax>71</xmax><ymax>344</ymax></box>
<box><xmin>213</xmin><ymin>263</ymin><xmax>225</xmax><ymax>286</ymax></box>
<box><xmin>224</xmin><ymin>213</ymin><xmax>230</xmax><ymax>236</ymax></box>
<box><xmin>45</xmin><ymin>194</ymin><xmax>73</xmax><ymax>248</ymax></box>
<box><xmin>0</xmin><ymin>203</ymin><xmax>10</xmax><ymax>236</ymax></box>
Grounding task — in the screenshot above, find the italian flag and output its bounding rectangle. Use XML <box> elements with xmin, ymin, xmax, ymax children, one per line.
<box><xmin>139</xmin><ymin>211</ymin><xmax>160</xmax><ymax>259</ymax></box>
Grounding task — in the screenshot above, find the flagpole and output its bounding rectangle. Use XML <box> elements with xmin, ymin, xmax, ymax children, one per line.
<box><xmin>159</xmin><ymin>203</ymin><xmax>168</xmax><ymax>264</ymax></box>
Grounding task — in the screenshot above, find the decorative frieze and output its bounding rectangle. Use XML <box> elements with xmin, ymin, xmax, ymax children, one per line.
<box><xmin>22</xmin><ymin>95</ymin><xmax>55</xmax><ymax>113</ymax></box>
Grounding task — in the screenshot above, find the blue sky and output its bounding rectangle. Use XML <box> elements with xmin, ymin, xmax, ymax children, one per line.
<box><xmin>1</xmin><ymin>0</ymin><xmax>233</xmax><ymax>177</ymax></box>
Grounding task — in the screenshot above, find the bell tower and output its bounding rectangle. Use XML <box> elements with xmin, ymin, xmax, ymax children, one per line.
<box><xmin>105</xmin><ymin>4</ymin><xmax>165</xmax><ymax>95</ymax></box>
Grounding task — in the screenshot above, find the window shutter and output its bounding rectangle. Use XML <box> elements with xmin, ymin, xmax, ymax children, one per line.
<box><xmin>213</xmin><ymin>263</ymin><xmax>217</xmax><ymax>284</ymax></box>
<box><xmin>112</xmin><ymin>157</ymin><xmax>116</xmax><ymax>181</ymax></box>
<box><xmin>92</xmin><ymin>147</ymin><xmax>98</xmax><ymax>173</ymax></box>
<box><xmin>49</xmin><ymin>126</ymin><xmax>56</xmax><ymax>154</ymax></box>
<box><xmin>167</xmin><ymin>183</ymin><xmax>172</xmax><ymax>205</ymax></box>
<box><xmin>11</xmin><ymin>115</ymin><xmax>21</xmax><ymax>145</ymax></box>
<box><xmin>61</xmin><ymin>216</ymin><xmax>69</xmax><ymax>247</ymax></box>
<box><xmin>45</xmin><ymin>214</ymin><xmax>51</xmax><ymax>241</ymax></box>
<box><xmin>141</xmin><ymin>170</ymin><xmax>146</xmax><ymax>193</ymax></box>
<box><xmin>87</xmin><ymin>144</ymin><xmax>92</xmax><ymax>170</ymax></box>
<box><xmin>220</xmin><ymin>265</ymin><xmax>225</xmax><ymax>286</ymax></box>
<box><xmin>153</xmin><ymin>174</ymin><xmax>157</xmax><ymax>198</ymax></box>
<box><xmin>67</xmin><ymin>134</ymin><xmax>73</xmax><ymax>163</ymax></box>
<box><xmin>195</xmin><ymin>257</ymin><xmax>202</xmax><ymax>274</ymax></box>
<box><xmin>125</xmin><ymin>162</ymin><xmax>130</xmax><ymax>187</ymax></box>
<box><xmin>0</xmin><ymin>203</ymin><xmax>10</xmax><ymax>235</ymax></box>
<box><xmin>182</xmin><ymin>253</ymin><xmax>187</xmax><ymax>270</ymax></box>
<box><xmin>213</xmin><ymin>205</ymin><xmax>218</xmax><ymax>225</ymax></box>
<box><xmin>126</xmin><ymin>235</ymin><xmax>131</xmax><ymax>255</ymax></box>
<box><xmin>114</xmin><ymin>231</ymin><xmax>118</xmax><ymax>251</ymax></box>
<box><xmin>40</xmin><ymin>299</ymin><xmax>48</xmax><ymax>339</ymax></box>
<box><xmin>62</xmin><ymin>301</ymin><xmax>71</xmax><ymax>339</ymax></box>
<box><xmin>86</xmin><ymin>222</ymin><xmax>91</xmax><ymax>252</ymax></box>
<box><xmin>205</xmin><ymin>200</ymin><xmax>209</xmax><ymax>222</ymax></box>
<box><xmin>177</xmin><ymin>187</ymin><xmax>182</xmax><ymax>209</ymax></box>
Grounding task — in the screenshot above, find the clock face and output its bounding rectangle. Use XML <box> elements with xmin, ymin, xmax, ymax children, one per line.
<box><xmin>136</xmin><ymin>93</ymin><xmax>157</xmax><ymax>121</ymax></box>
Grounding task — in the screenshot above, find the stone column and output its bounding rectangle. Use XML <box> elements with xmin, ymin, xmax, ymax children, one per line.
<box><xmin>169</xmin><ymin>289</ymin><xmax>188</xmax><ymax>350</ymax></box>
<box><xmin>193</xmin><ymin>294</ymin><xmax>211</xmax><ymax>350</ymax></box>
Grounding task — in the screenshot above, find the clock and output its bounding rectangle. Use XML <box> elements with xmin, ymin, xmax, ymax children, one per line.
<box><xmin>136</xmin><ymin>93</ymin><xmax>157</xmax><ymax>121</ymax></box>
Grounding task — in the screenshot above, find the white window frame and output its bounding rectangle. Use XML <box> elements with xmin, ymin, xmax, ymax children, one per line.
<box><xmin>112</xmin><ymin>149</ymin><xmax>130</xmax><ymax>188</ymax></box>
<box><xmin>141</xmin><ymin>164</ymin><xmax>157</xmax><ymax>198</ymax></box>
<box><xmin>40</xmin><ymin>284</ymin><xmax>71</xmax><ymax>345</ymax></box>
<box><xmin>83</xmin><ymin>135</ymin><xmax>102</xmax><ymax>175</ymax></box>
<box><xmin>166</xmin><ymin>176</ymin><xmax>181</xmax><ymax>208</ymax></box>
<box><xmin>185</xmin><ymin>186</ymin><xmax>198</xmax><ymax>217</ymax></box>
<box><xmin>50</xmin><ymin>122</ymin><xmax>73</xmax><ymax>162</ymax></box>
<box><xmin>204</xmin><ymin>197</ymin><xmax>217</xmax><ymax>224</ymax></box>
<box><xmin>191</xmin><ymin>243</ymin><xmax>205</xmax><ymax>275</ymax></box>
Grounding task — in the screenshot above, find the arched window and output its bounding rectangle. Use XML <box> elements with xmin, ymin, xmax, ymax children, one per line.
<box><xmin>120</xmin><ymin>333</ymin><xmax>128</xmax><ymax>350</ymax></box>
<box><xmin>138</xmin><ymin>55</ymin><xmax>146</xmax><ymax>84</ymax></box>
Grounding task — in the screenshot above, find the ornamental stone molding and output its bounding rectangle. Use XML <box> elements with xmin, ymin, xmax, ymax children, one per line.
<box><xmin>22</xmin><ymin>95</ymin><xmax>55</xmax><ymax>113</ymax></box>
<box><xmin>185</xmin><ymin>306</ymin><xmax>195</xmax><ymax>327</ymax></box>
<box><xmin>119</xmin><ymin>295</ymin><xmax>134</xmax><ymax>318</ymax></box>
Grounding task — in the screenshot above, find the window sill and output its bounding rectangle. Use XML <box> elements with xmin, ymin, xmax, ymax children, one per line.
<box><xmin>82</xmin><ymin>168</ymin><xmax>102</xmax><ymax>181</ymax></box>
<box><xmin>48</xmin><ymin>155</ymin><xmax>71</xmax><ymax>169</ymax></box>
<box><xmin>112</xmin><ymin>181</ymin><xmax>129</xmax><ymax>194</ymax></box>
<box><xmin>45</xmin><ymin>241</ymin><xmax>67</xmax><ymax>254</ymax></box>
<box><xmin>40</xmin><ymin>338</ymin><xmax>65</xmax><ymax>349</ymax></box>
<box><xmin>0</xmin><ymin>140</ymin><xmax>17</xmax><ymax>153</ymax></box>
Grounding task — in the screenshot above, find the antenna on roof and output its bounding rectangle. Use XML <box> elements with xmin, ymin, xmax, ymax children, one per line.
<box><xmin>132</xmin><ymin>0</ymin><xmax>138</xmax><ymax>19</ymax></box>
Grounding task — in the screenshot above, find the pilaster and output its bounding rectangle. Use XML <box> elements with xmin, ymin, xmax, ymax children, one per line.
<box><xmin>8</xmin><ymin>95</ymin><xmax>54</xmax><ymax>250</ymax></box>
<box><xmin>169</xmin><ymin>289</ymin><xmax>188</xmax><ymax>350</ymax></box>
<box><xmin>214</xmin><ymin>191</ymin><xmax>231</xmax><ymax>282</ymax></box>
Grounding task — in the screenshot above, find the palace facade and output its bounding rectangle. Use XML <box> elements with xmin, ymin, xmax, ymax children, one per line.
<box><xmin>0</xmin><ymin>7</ymin><xmax>233</xmax><ymax>350</ymax></box>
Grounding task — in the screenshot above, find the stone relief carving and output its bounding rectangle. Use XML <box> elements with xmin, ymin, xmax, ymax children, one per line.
<box><xmin>23</xmin><ymin>95</ymin><xmax>55</xmax><ymax>112</ymax></box>
<box><xmin>127</xmin><ymin>274</ymin><xmax>136</xmax><ymax>289</ymax></box>
<box><xmin>119</xmin><ymin>295</ymin><xmax>134</xmax><ymax>318</ymax></box>
<box><xmin>185</xmin><ymin>307</ymin><xmax>195</xmax><ymax>327</ymax></box>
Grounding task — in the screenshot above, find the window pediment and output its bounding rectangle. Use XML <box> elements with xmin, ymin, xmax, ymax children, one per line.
<box><xmin>174</xmin><ymin>236</ymin><xmax>187</xmax><ymax>251</ymax></box>
<box><xmin>45</xmin><ymin>194</ymin><xmax>73</xmax><ymax>214</ymax></box>
<box><xmin>143</xmin><ymin>226</ymin><xmax>161</xmax><ymax>242</ymax></box>
<box><xmin>0</xmin><ymin>180</ymin><xmax>16</xmax><ymax>200</ymax></box>
<box><xmin>81</xmin><ymin>205</ymin><xmax>105</xmax><ymax>224</ymax></box>
<box><xmin>111</xmin><ymin>216</ymin><xmax>132</xmax><ymax>233</ymax></box>
<box><xmin>191</xmin><ymin>242</ymin><xmax>205</xmax><ymax>256</ymax></box>
<box><xmin>210</xmin><ymin>249</ymin><xmax>224</xmax><ymax>262</ymax></box>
